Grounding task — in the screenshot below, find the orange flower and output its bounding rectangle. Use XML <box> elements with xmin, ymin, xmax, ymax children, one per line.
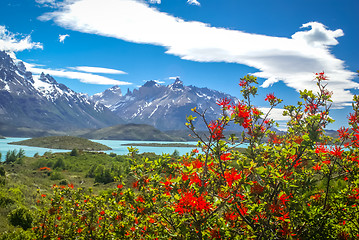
<box><xmin>313</xmin><ymin>164</ymin><xmax>321</xmax><ymax>171</ymax></box>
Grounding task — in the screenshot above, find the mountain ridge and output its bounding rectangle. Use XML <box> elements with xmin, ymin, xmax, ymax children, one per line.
<box><xmin>0</xmin><ymin>50</ymin><xmax>123</xmax><ymax>134</ymax></box>
<box><xmin>92</xmin><ymin>78</ymin><xmax>239</xmax><ymax>131</ymax></box>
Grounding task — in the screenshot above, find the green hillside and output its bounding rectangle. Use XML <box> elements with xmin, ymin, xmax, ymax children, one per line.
<box><xmin>80</xmin><ymin>123</ymin><xmax>186</xmax><ymax>141</ymax></box>
<box><xmin>9</xmin><ymin>136</ymin><xmax>111</xmax><ymax>151</ymax></box>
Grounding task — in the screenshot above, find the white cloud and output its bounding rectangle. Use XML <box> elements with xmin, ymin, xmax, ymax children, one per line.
<box><xmin>25</xmin><ymin>63</ymin><xmax>132</xmax><ymax>85</ymax></box>
<box><xmin>187</xmin><ymin>0</ymin><xmax>200</xmax><ymax>6</ymax></box>
<box><xmin>38</xmin><ymin>0</ymin><xmax>358</xmax><ymax>106</ymax></box>
<box><xmin>148</xmin><ymin>0</ymin><xmax>161</xmax><ymax>4</ymax></box>
<box><xmin>259</xmin><ymin>107</ymin><xmax>290</xmax><ymax>131</ymax></box>
<box><xmin>259</xmin><ymin>107</ymin><xmax>290</xmax><ymax>121</ymax></box>
<box><xmin>0</xmin><ymin>25</ymin><xmax>43</xmax><ymax>52</ymax></box>
<box><xmin>59</xmin><ymin>34</ymin><xmax>69</xmax><ymax>43</ymax></box>
<box><xmin>35</xmin><ymin>0</ymin><xmax>65</xmax><ymax>8</ymax></box>
<box><xmin>169</xmin><ymin>76</ymin><xmax>180</xmax><ymax>80</ymax></box>
<box><xmin>69</xmin><ymin>66</ymin><xmax>128</xmax><ymax>74</ymax></box>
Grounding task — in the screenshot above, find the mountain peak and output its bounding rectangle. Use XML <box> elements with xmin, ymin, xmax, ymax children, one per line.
<box><xmin>169</xmin><ymin>78</ymin><xmax>184</xmax><ymax>90</ymax></box>
<box><xmin>143</xmin><ymin>80</ymin><xmax>159</xmax><ymax>88</ymax></box>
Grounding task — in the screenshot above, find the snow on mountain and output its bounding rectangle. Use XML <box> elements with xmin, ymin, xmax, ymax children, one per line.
<box><xmin>90</xmin><ymin>85</ymin><xmax>122</xmax><ymax>108</ymax></box>
<box><xmin>0</xmin><ymin>50</ymin><xmax>122</xmax><ymax>132</ymax></box>
<box><xmin>93</xmin><ymin>78</ymin><xmax>238</xmax><ymax>130</ymax></box>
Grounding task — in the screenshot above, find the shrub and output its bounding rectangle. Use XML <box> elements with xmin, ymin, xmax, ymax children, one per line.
<box><xmin>8</xmin><ymin>207</ymin><xmax>33</xmax><ymax>230</ymax></box>
<box><xmin>0</xmin><ymin>191</ymin><xmax>14</xmax><ymax>207</ymax></box>
<box><xmin>53</xmin><ymin>158</ymin><xmax>66</xmax><ymax>170</ymax></box>
<box><xmin>5</xmin><ymin>149</ymin><xmax>25</xmax><ymax>164</ymax></box>
<box><xmin>70</xmin><ymin>148</ymin><xmax>80</xmax><ymax>157</ymax></box>
<box><xmin>29</xmin><ymin>73</ymin><xmax>359</xmax><ymax>239</ymax></box>
<box><xmin>0</xmin><ymin>166</ymin><xmax>5</xmax><ymax>176</ymax></box>
<box><xmin>50</xmin><ymin>171</ymin><xmax>63</xmax><ymax>180</ymax></box>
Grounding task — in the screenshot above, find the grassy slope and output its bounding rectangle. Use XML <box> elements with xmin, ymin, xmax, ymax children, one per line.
<box><xmin>0</xmin><ymin>150</ymin><xmax>161</xmax><ymax>232</ymax></box>
<box><xmin>80</xmin><ymin>124</ymin><xmax>186</xmax><ymax>141</ymax></box>
<box><xmin>8</xmin><ymin>136</ymin><xmax>112</xmax><ymax>151</ymax></box>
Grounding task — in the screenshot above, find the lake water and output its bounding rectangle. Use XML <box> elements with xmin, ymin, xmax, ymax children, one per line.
<box><xmin>0</xmin><ymin>138</ymin><xmax>199</xmax><ymax>161</ymax></box>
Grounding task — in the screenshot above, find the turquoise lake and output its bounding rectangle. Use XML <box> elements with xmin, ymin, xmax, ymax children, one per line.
<box><xmin>0</xmin><ymin>138</ymin><xmax>200</xmax><ymax>161</ymax></box>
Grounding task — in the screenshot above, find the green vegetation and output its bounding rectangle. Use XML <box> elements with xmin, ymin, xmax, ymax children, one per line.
<box><xmin>9</xmin><ymin>136</ymin><xmax>111</xmax><ymax>151</ymax></box>
<box><xmin>4</xmin><ymin>149</ymin><xmax>25</xmax><ymax>164</ymax></box>
<box><xmin>121</xmin><ymin>142</ymin><xmax>196</xmax><ymax>147</ymax></box>
<box><xmin>0</xmin><ymin>148</ymin><xmax>174</xmax><ymax>235</ymax></box>
<box><xmin>80</xmin><ymin>123</ymin><xmax>186</xmax><ymax>141</ymax></box>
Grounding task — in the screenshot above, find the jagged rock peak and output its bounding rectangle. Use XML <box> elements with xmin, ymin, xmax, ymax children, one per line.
<box><xmin>39</xmin><ymin>72</ymin><xmax>57</xmax><ymax>84</ymax></box>
<box><xmin>143</xmin><ymin>80</ymin><xmax>159</xmax><ymax>88</ymax></box>
<box><xmin>169</xmin><ymin>77</ymin><xmax>184</xmax><ymax>89</ymax></box>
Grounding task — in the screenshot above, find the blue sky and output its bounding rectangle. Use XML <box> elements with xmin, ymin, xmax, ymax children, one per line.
<box><xmin>0</xmin><ymin>0</ymin><xmax>358</xmax><ymax>130</ymax></box>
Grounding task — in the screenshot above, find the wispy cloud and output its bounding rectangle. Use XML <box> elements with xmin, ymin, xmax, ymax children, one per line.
<box><xmin>148</xmin><ymin>0</ymin><xmax>161</xmax><ymax>4</ymax></box>
<box><xmin>0</xmin><ymin>25</ymin><xmax>43</xmax><ymax>52</ymax></box>
<box><xmin>59</xmin><ymin>34</ymin><xmax>69</xmax><ymax>43</ymax></box>
<box><xmin>169</xmin><ymin>76</ymin><xmax>180</xmax><ymax>80</ymax></box>
<box><xmin>25</xmin><ymin>63</ymin><xmax>132</xmax><ymax>85</ymax></box>
<box><xmin>259</xmin><ymin>107</ymin><xmax>290</xmax><ymax>131</ymax></box>
<box><xmin>187</xmin><ymin>0</ymin><xmax>200</xmax><ymax>6</ymax></box>
<box><xmin>38</xmin><ymin>0</ymin><xmax>358</xmax><ymax>106</ymax></box>
<box><xmin>69</xmin><ymin>66</ymin><xmax>128</xmax><ymax>74</ymax></box>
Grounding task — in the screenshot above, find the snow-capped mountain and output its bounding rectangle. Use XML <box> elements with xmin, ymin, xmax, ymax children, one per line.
<box><xmin>0</xmin><ymin>50</ymin><xmax>122</xmax><ymax>132</ymax></box>
<box><xmin>90</xmin><ymin>85</ymin><xmax>122</xmax><ymax>108</ymax></box>
<box><xmin>93</xmin><ymin>78</ymin><xmax>238</xmax><ymax>130</ymax></box>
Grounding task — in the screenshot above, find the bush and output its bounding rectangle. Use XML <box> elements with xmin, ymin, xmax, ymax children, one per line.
<box><xmin>59</xmin><ymin>179</ymin><xmax>69</xmax><ymax>186</ymax></box>
<box><xmin>0</xmin><ymin>166</ymin><xmax>5</xmax><ymax>176</ymax></box>
<box><xmin>53</xmin><ymin>158</ymin><xmax>66</xmax><ymax>170</ymax></box>
<box><xmin>0</xmin><ymin>191</ymin><xmax>14</xmax><ymax>207</ymax></box>
<box><xmin>50</xmin><ymin>171</ymin><xmax>63</xmax><ymax>180</ymax></box>
<box><xmin>29</xmin><ymin>73</ymin><xmax>359</xmax><ymax>239</ymax></box>
<box><xmin>8</xmin><ymin>207</ymin><xmax>33</xmax><ymax>230</ymax></box>
<box><xmin>5</xmin><ymin>149</ymin><xmax>25</xmax><ymax>164</ymax></box>
<box><xmin>70</xmin><ymin>148</ymin><xmax>80</xmax><ymax>157</ymax></box>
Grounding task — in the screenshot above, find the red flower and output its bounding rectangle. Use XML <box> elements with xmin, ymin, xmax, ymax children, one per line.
<box><xmin>313</xmin><ymin>164</ymin><xmax>321</xmax><ymax>171</ymax></box>
<box><xmin>265</xmin><ymin>93</ymin><xmax>276</xmax><ymax>102</ymax></box>
<box><xmin>220</xmin><ymin>153</ymin><xmax>231</xmax><ymax>161</ymax></box>
<box><xmin>348</xmin><ymin>113</ymin><xmax>359</xmax><ymax>125</ymax></box>
<box><xmin>117</xmin><ymin>184</ymin><xmax>123</xmax><ymax>189</ymax></box>
<box><xmin>181</xmin><ymin>173</ymin><xmax>189</xmax><ymax>181</ymax></box>
<box><xmin>239</xmin><ymin>79</ymin><xmax>247</xmax><ymax>87</ymax></box>
<box><xmin>315</xmin><ymin>144</ymin><xmax>328</xmax><ymax>154</ymax></box>
<box><xmin>311</xmin><ymin>193</ymin><xmax>321</xmax><ymax>200</ymax></box>
<box><xmin>192</xmin><ymin>159</ymin><xmax>203</xmax><ymax>169</ymax></box>
<box><xmin>174</xmin><ymin>191</ymin><xmax>212</xmax><ymax>214</ymax></box>
<box><xmin>99</xmin><ymin>210</ymin><xmax>105</xmax><ymax>215</ymax></box>
<box><xmin>278</xmin><ymin>193</ymin><xmax>290</xmax><ymax>206</ymax></box>
<box><xmin>231</xmin><ymin>102</ymin><xmax>251</xmax><ymax>128</ymax></box>
<box><xmin>216</xmin><ymin>97</ymin><xmax>231</xmax><ymax>109</ymax></box>
<box><xmin>132</xmin><ymin>181</ymin><xmax>139</xmax><ymax>188</ymax></box>
<box><xmin>277</xmin><ymin>211</ymin><xmax>290</xmax><ymax>222</ymax></box>
<box><xmin>237</xmin><ymin>203</ymin><xmax>248</xmax><ymax>216</ymax></box>
<box><xmin>252</xmin><ymin>107</ymin><xmax>261</xmax><ymax>116</ymax></box>
<box><xmin>338</xmin><ymin>127</ymin><xmax>350</xmax><ymax>140</ymax></box>
<box><xmin>224</xmin><ymin>169</ymin><xmax>241</xmax><ymax>188</ymax></box>
<box><xmin>135</xmin><ymin>196</ymin><xmax>145</xmax><ymax>203</ymax></box>
<box><xmin>330</xmin><ymin>145</ymin><xmax>343</xmax><ymax>158</ymax></box>
<box><xmin>68</xmin><ymin>183</ymin><xmax>74</xmax><ymax>189</ymax></box>
<box><xmin>315</xmin><ymin>71</ymin><xmax>328</xmax><ymax>81</ymax></box>
<box><xmin>208</xmin><ymin>120</ymin><xmax>224</xmax><ymax>140</ymax></box>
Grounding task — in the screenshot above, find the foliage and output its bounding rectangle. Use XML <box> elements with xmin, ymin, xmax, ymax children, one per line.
<box><xmin>4</xmin><ymin>72</ymin><xmax>359</xmax><ymax>239</ymax></box>
<box><xmin>8</xmin><ymin>207</ymin><xmax>33</xmax><ymax>230</ymax></box>
<box><xmin>9</xmin><ymin>136</ymin><xmax>111</xmax><ymax>151</ymax></box>
<box><xmin>4</xmin><ymin>149</ymin><xmax>25</xmax><ymax>164</ymax></box>
<box><xmin>70</xmin><ymin>148</ymin><xmax>80</xmax><ymax>157</ymax></box>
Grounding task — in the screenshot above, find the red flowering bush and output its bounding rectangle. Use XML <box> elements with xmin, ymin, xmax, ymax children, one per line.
<box><xmin>30</xmin><ymin>73</ymin><xmax>359</xmax><ymax>239</ymax></box>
